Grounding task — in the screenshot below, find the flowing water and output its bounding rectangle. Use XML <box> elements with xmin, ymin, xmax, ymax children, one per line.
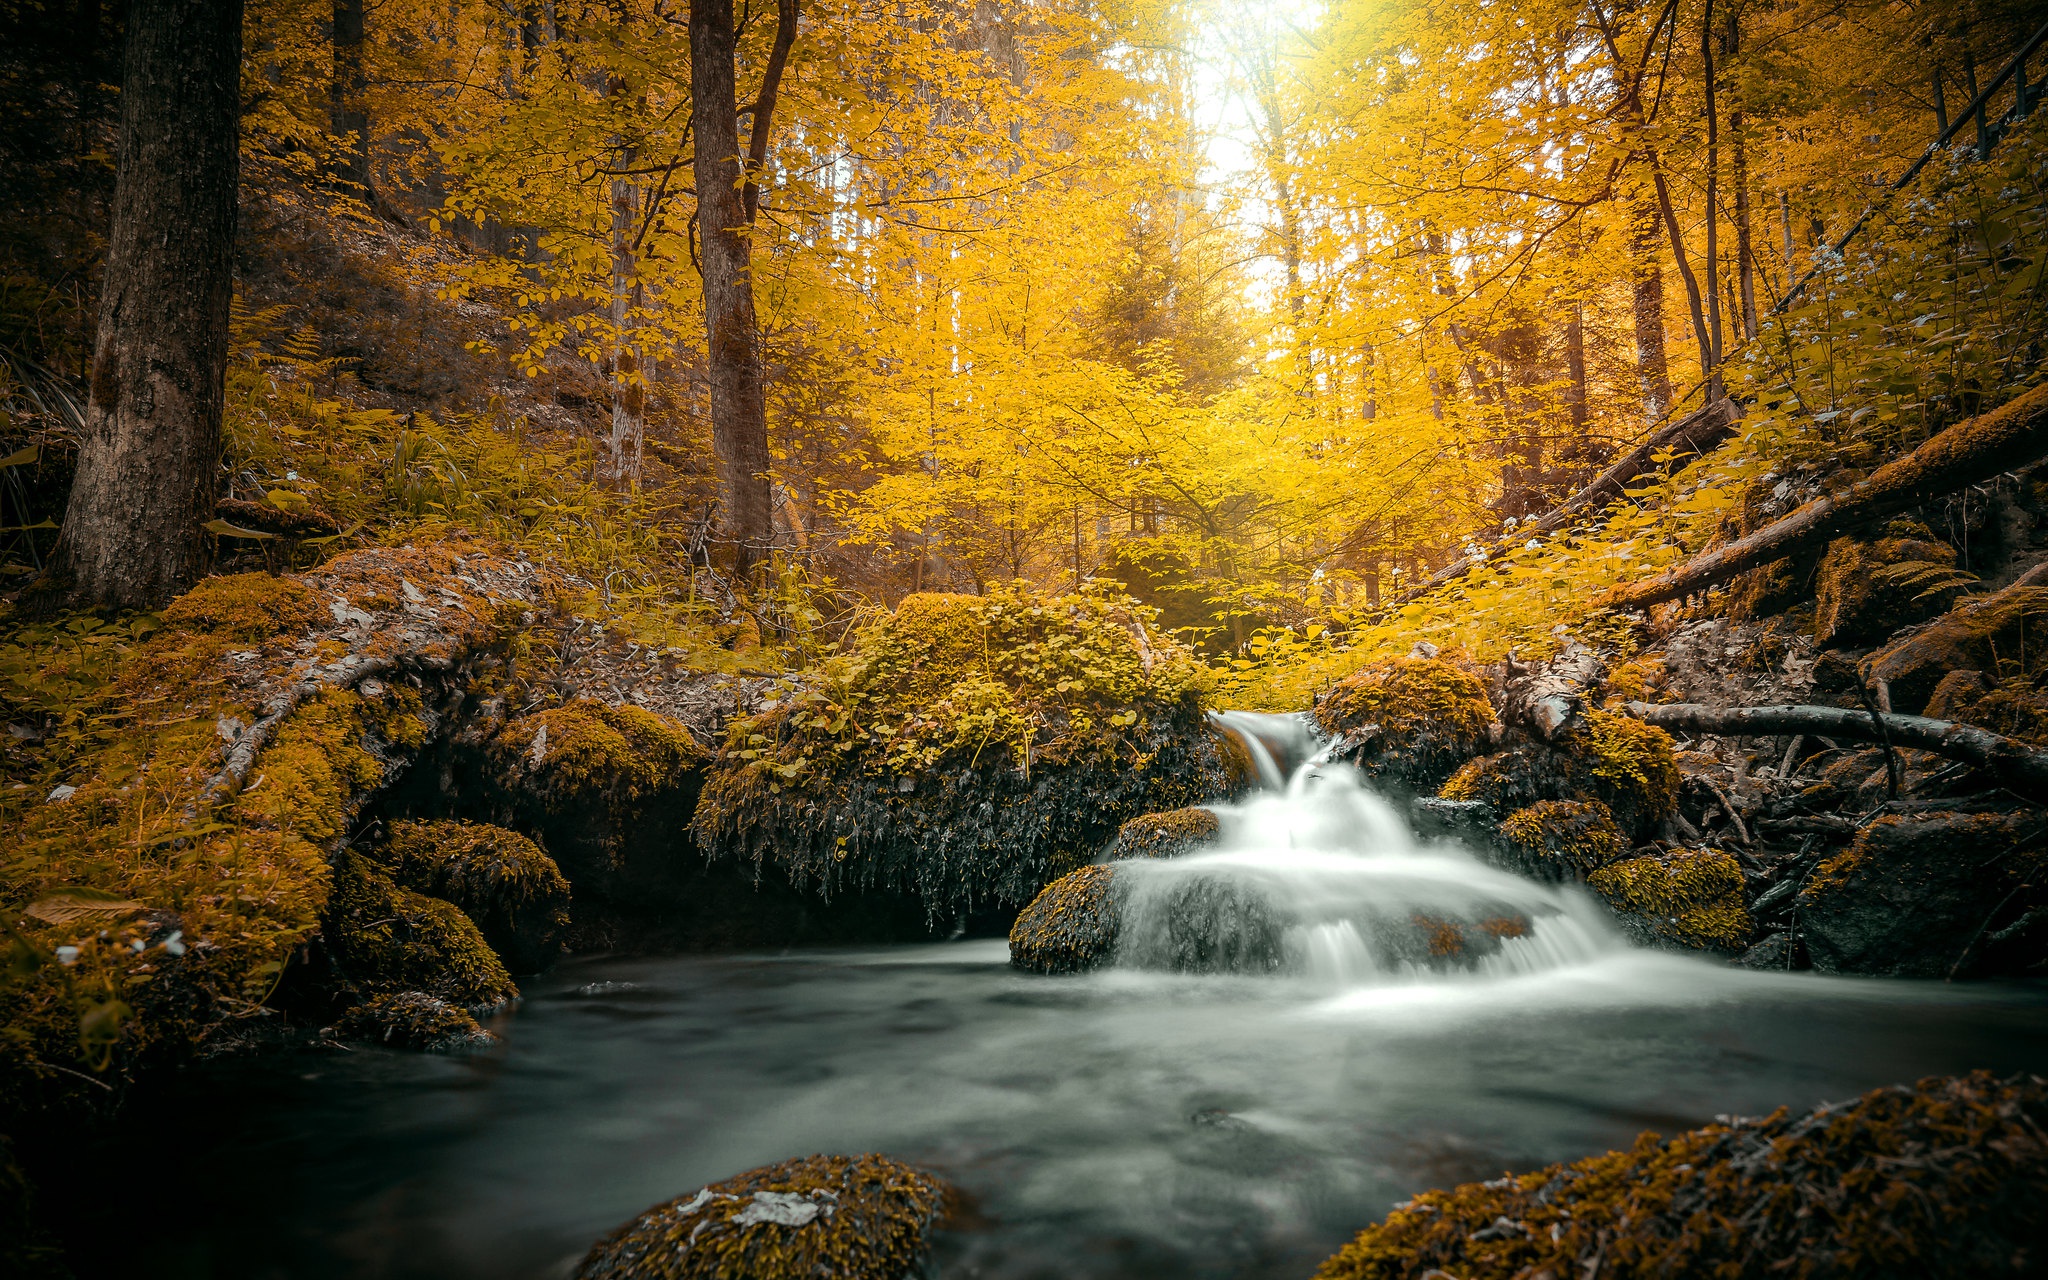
<box><xmin>60</xmin><ymin>716</ymin><xmax>2048</xmax><ymax>1279</ymax></box>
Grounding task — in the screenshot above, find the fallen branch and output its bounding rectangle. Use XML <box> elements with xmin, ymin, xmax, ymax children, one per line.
<box><xmin>1603</xmin><ymin>383</ymin><xmax>2048</xmax><ymax>613</ymax></box>
<box><xmin>1623</xmin><ymin>700</ymin><xmax>2048</xmax><ymax>801</ymax></box>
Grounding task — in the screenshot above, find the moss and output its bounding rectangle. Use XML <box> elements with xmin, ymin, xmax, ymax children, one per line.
<box><xmin>1598</xmin><ymin>656</ymin><xmax>1667</xmax><ymax>707</ymax></box>
<box><xmin>381</xmin><ymin>819</ymin><xmax>571</xmax><ymax>973</ymax></box>
<box><xmin>332</xmin><ymin>991</ymin><xmax>496</xmax><ymax>1052</ymax></box>
<box><xmin>1107</xmin><ymin>806</ymin><xmax>1220</xmax><ymax>860</ymax></box>
<box><xmin>696</xmin><ymin>582</ymin><xmax>1223</xmax><ymax>920</ymax></box>
<box><xmin>1495</xmin><ymin>800</ymin><xmax>1625</xmax><ymax>882</ymax></box>
<box><xmin>1863</xmin><ymin>580</ymin><xmax>2048</xmax><ymax>713</ymax></box>
<box><xmin>324</xmin><ymin>852</ymin><xmax>517</xmax><ymax>1008</ymax></box>
<box><xmin>575</xmin><ymin>1153</ymin><xmax>953</xmax><ymax>1280</ymax></box>
<box><xmin>1922</xmin><ymin>672</ymin><xmax>2048</xmax><ymax>745</ymax></box>
<box><xmin>1312</xmin><ymin>656</ymin><xmax>1497</xmax><ymax>790</ymax></box>
<box><xmin>1575</xmin><ymin>710</ymin><xmax>1680</xmax><ymax>831</ymax></box>
<box><xmin>492</xmin><ymin>699</ymin><xmax>706</xmax><ymax>812</ymax></box>
<box><xmin>1924</xmin><ymin>668</ymin><xmax>1992</xmax><ymax>720</ymax></box>
<box><xmin>1312</xmin><ymin>1071</ymin><xmax>2048</xmax><ymax>1280</ymax></box>
<box><xmin>1008</xmin><ymin>864</ymin><xmax>1120</xmax><ymax>974</ymax></box>
<box><xmin>1813</xmin><ymin>531</ymin><xmax>1959</xmax><ymax>646</ymax></box>
<box><xmin>1587</xmin><ymin>848</ymin><xmax>1752</xmax><ymax>953</ymax></box>
<box><xmin>158</xmin><ymin>571</ymin><xmax>327</xmax><ymax>642</ymax></box>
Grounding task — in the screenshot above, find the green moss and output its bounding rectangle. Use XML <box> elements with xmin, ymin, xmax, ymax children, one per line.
<box><xmin>696</xmin><ymin>582</ymin><xmax>1223</xmax><ymax>919</ymax></box>
<box><xmin>1008</xmin><ymin>864</ymin><xmax>1121</xmax><ymax>974</ymax></box>
<box><xmin>493</xmin><ymin>699</ymin><xmax>706</xmax><ymax>811</ymax></box>
<box><xmin>1813</xmin><ymin>532</ymin><xmax>1959</xmax><ymax>646</ymax></box>
<box><xmin>324</xmin><ymin>852</ymin><xmax>517</xmax><ymax>1008</ymax></box>
<box><xmin>1313</xmin><ymin>656</ymin><xmax>1497</xmax><ymax>789</ymax></box>
<box><xmin>575</xmin><ymin>1153</ymin><xmax>954</xmax><ymax>1280</ymax></box>
<box><xmin>1312</xmin><ymin>1071</ymin><xmax>2048</xmax><ymax>1280</ymax></box>
<box><xmin>332</xmin><ymin>991</ymin><xmax>495</xmax><ymax>1052</ymax></box>
<box><xmin>1863</xmin><ymin>581</ymin><xmax>2048</xmax><ymax>713</ymax></box>
<box><xmin>158</xmin><ymin>572</ymin><xmax>327</xmax><ymax>642</ymax></box>
<box><xmin>1108</xmin><ymin>806</ymin><xmax>1220</xmax><ymax>860</ymax></box>
<box><xmin>1496</xmin><ymin>800</ymin><xmax>1625</xmax><ymax>882</ymax></box>
<box><xmin>1587</xmin><ymin>848</ymin><xmax>1751</xmax><ymax>953</ymax></box>
<box><xmin>381</xmin><ymin>819</ymin><xmax>571</xmax><ymax>973</ymax></box>
<box><xmin>1577</xmin><ymin>710</ymin><xmax>1680</xmax><ymax>830</ymax></box>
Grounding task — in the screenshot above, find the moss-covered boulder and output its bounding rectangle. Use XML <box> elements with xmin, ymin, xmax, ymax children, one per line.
<box><xmin>1312</xmin><ymin>656</ymin><xmax>1498</xmax><ymax>791</ymax></box>
<box><xmin>381</xmin><ymin>819</ymin><xmax>571</xmax><ymax>973</ymax></box>
<box><xmin>324</xmin><ymin>852</ymin><xmax>517</xmax><ymax>1008</ymax></box>
<box><xmin>332</xmin><ymin>991</ymin><xmax>497</xmax><ymax>1052</ymax></box>
<box><xmin>695</xmin><ymin>583</ymin><xmax>1224</xmax><ymax>921</ymax></box>
<box><xmin>574</xmin><ymin>1153</ymin><xmax>954</xmax><ymax>1280</ymax></box>
<box><xmin>1799</xmin><ymin>811</ymin><xmax>2048</xmax><ymax>978</ymax></box>
<box><xmin>1439</xmin><ymin>711</ymin><xmax>1678</xmax><ymax>840</ymax></box>
<box><xmin>1494</xmin><ymin>799</ymin><xmax>1626</xmax><ymax>882</ymax></box>
<box><xmin>1863</xmin><ymin>577</ymin><xmax>2048</xmax><ymax>714</ymax></box>
<box><xmin>1008</xmin><ymin>864</ymin><xmax>1120</xmax><ymax>974</ymax></box>
<box><xmin>1311</xmin><ymin>1071</ymin><xmax>2048</xmax><ymax>1280</ymax></box>
<box><xmin>1105</xmin><ymin>806</ymin><xmax>1220</xmax><ymax>860</ymax></box>
<box><xmin>1586</xmin><ymin>848</ymin><xmax>1752</xmax><ymax>953</ymax></box>
<box><xmin>1812</xmin><ymin>523</ymin><xmax>1960</xmax><ymax>647</ymax></box>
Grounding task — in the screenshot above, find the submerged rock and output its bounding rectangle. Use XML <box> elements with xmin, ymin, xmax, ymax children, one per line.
<box><xmin>1586</xmin><ymin>847</ymin><xmax>1752</xmax><ymax>954</ymax></box>
<box><xmin>331</xmin><ymin>991</ymin><xmax>496</xmax><ymax>1052</ymax></box>
<box><xmin>1312</xmin><ymin>1071</ymin><xmax>2048</xmax><ymax>1280</ymax></box>
<box><xmin>1105</xmin><ymin>806</ymin><xmax>1220</xmax><ymax>860</ymax></box>
<box><xmin>1313</xmin><ymin>656</ymin><xmax>1498</xmax><ymax>791</ymax></box>
<box><xmin>1799</xmin><ymin>810</ymin><xmax>2048</xmax><ymax>978</ymax></box>
<box><xmin>574</xmin><ymin>1153</ymin><xmax>953</xmax><ymax>1280</ymax></box>
<box><xmin>1008</xmin><ymin>864</ymin><xmax>1120</xmax><ymax>974</ymax></box>
<box><xmin>380</xmin><ymin>818</ymin><xmax>571</xmax><ymax>973</ymax></box>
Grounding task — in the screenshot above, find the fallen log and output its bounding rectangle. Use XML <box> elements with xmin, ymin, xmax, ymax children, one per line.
<box><xmin>1603</xmin><ymin>383</ymin><xmax>2048</xmax><ymax>613</ymax></box>
<box><xmin>1623</xmin><ymin>700</ymin><xmax>2048</xmax><ymax>801</ymax></box>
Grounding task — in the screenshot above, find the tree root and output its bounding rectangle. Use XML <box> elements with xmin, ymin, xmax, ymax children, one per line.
<box><xmin>1622</xmin><ymin>700</ymin><xmax>2048</xmax><ymax>802</ymax></box>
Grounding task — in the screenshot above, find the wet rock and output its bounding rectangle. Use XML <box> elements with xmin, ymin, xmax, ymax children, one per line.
<box><xmin>575</xmin><ymin>1153</ymin><xmax>953</xmax><ymax>1280</ymax></box>
<box><xmin>1311</xmin><ymin>1071</ymin><xmax>2048</xmax><ymax>1280</ymax></box>
<box><xmin>1408</xmin><ymin>797</ymin><xmax>1500</xmax><ymax>850</ymax></box>
<box><xmin>379</xmin><ymin>818</ymin><xmax>571</xmax><ymax>973</ymax></box>
<box><xmin>1798</xmin><ymin>810</ymin><xmax>2048</xmax><ymax>978</ymax></box>
<box><xmin>1382</xmin><ymin>912</ymin><xmax>1533</xmax><ymax>969</ymax></box>
<box><xmin>1737</xmin><ymin>931</ymin><xmax>1800</xmax><ymax>970</ymax></box>
<box><xmin>1586</xmin><ymin>847</ymin><xmax>1752</xmax><ymax>954</ymax></box>
<box><xmin>1862</xmin><ymin>577</ymin><xmax>2048</xmax><ymax>713</ymax></box>
<box><xmin>1812</xmin><ymin>524</ymin><xmax>1960</xmax><ymax>647</ymax></box>
<box><xmin>331</xmin><ymin>991</ymin><xmax>497</xmax><ymax>1052</ymax></box>
<box><xmin>1009</xmin><ymin>864</ymin><xmax>1121</xmax><ymax>974</ymax></box>
<box><xmin>1313</xmin><ymin>656</ymin><xmax>1499</xmax><ymax>790</ymax></box>
<box><xmin>323</xmin><ymin>851</ymin><xmax>518</xmax><ymax>1008</ymax></box>
<box><xmin>1105</xmin><ymin>806</ymin><xmax>1220</xmax><ymax>860</ymax></box>
<box><xmin>1438</xmin><ymin>711</ymin><xmax>1679</xmax><ymax>840</ymax></box>
<box><xmin>1132</xmin><ymin>875</ymin><xmax>1287</xmax><ymax>975</ymax></box>
<box><xmin>1492</xmin><ymin>799</ymin><xmax>1625</xmax><ymax>883</ymax></box>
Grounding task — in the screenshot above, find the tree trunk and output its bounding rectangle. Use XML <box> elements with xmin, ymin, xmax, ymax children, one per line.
<box><xmin>1566</xmin><ymin>302</ymin><xmax>1589</xmax><ymax>433</ymax></box>
<box><xmin>1604</xmin><ymin>383</ymin><xmax>2048</xmax><ymax>611</ymax></box>
<box><xmin>604</xmin><ymin>175</ymin><xmax>646</xmax><ymax>489</ymax></box>
<box><xmin>1700</xmin><ymin>0</ymin><xmax>1724</xmax><ymax>390</ymax></box>
<box><xmin>1731</xmin><ymin>115</ymin><xmax>1757</xmax><ymax>339</ymax></box>
<box><xmin>331</xmin><ymin>0</ymin><xmax>370</xmax><ymax>196</ymax></box>
<box><xmin>1629</xmin><ymin>195</ymin><xmax>1673</xmax><ymax>421</ymax></box>
<box><xmin>47</xmin><ymin>0</ymin><xmax>241</xmax><ymax>611</ymax></box>
<box><xmin>690</xmin><ymin>0</ymin><xmax>774</xmax><ymax>575</ymax></box>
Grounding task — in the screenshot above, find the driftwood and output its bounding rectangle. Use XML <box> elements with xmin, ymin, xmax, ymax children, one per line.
<box><xmin>1604</xmin><ymin>383</ymin><xmax>2048</xmax><ymax>613</ymax></box>
<box><xmin>1502</xmin><ymin>641</ymin><xmax>1605</xmax><ymax>740</ymax></box>
<box><xmin>1391</xmin><ymin>398</ymin><xmax>1739</xmax><ymax>605</ymax></box>
<box><xmin>1624</xmin><ymin>700</ymin><xmax>2048</xmax><ymax>801</ymax></box>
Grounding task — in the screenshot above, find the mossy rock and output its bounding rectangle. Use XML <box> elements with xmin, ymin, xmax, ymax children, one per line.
<box><xmin>324</xmin><ymin>852</ymin><xmax>518</xmax><ymax>1008</ymax></box>
<box><xmin>1311</xmin><ymin>1070</ymin><xmax>2048</xmax><ymax>1280</ymax></box>
<box><xmin>1438</xmin><ymin>712</ymin><xmax>1677</xmax><ymax>840</ymax></box>
<box><xmin>1106</xmin><ymin>806</ymin><xmax>1220</xmax><ymax>860</ymax></box>
<box><xmin>574</xmin><ymin>1153</ymin><xmax>954</xmax><ymax>1280</ymax></box>
<box><xmin>1312</xmin><ymin>656</ymin><xmax>1497</xmax><ymax>791</ymax></box>
<box><xmin>332</xmin><ymin>991</ymin><xmax>496</xmax><ymax>1052</ymax></box>
<box><xmin>492</xmin><ymin>698</ymin><xmax>706</xmax><ymax>815</ymax></box>
<box><xmin>1009</xmin><ymin>864</ymin><xmax>1120</xmax><ymax>974</ymax></box>
<box><xmin>1799</xmin><ymin>810</ymin><xmax>2048</xmax><ymax>978</ymax></box>
<box><xmin>159</xmin><ymin>570</ymin><xmax>328</xmax><ymax>641</ymax></box>
<box><xmin>1924</xmin><ymin>671</ymin><xmax>2048</xmax><ymax>745</ymax></box>
<box><xmin>696</xmin><ymin>583</ymin><xmax>1223</xmax><ymax>921</ymax></box>
<box><xmin>1586</xmin><ymin>848</ymin><xmax>1751</xmax><ymax>953</ymax></box>
<box><xmin>1863</xmin><ymin>580</ymin><xmax>2048</xmax><ymax>714</ymax></box>
<box><xmin>1813</xmin><ymin>528</ymin><xmax>1960</xmax><ymax>647</ymax></box>
<box><xmin>1494</xmin><ymin>800</ymin><xmax>1626</xmax><ymax>882</ymax></box>
<box><xmin>381</xmin><ymin>819</ymin><xmax>572</xmax><ymax>973</ymax></box>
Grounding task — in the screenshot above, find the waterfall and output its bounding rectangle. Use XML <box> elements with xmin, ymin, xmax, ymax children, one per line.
<box><xmin>1117</xmin><ymin>715</ymin><xmax>1617</xmax><ymax>984</ymax></box>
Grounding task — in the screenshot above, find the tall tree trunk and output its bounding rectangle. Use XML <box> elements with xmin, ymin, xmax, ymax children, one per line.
<box><xmin>604</xmin><ymin>175</ymin><xmax>646</xmax><ymax>488</ymax></box>
<box><xmin>1725</xmin><ymin>11</ymin><xmax>1756</xmax><ymax>341</ymax></box>
<box><xmin>47</xmin><ymin>0</ymin><xmax>241</xmax><ymax>611</ymax></box>
<box><xmin>1566</xmin><ymin>302</ymin><xmax>1589</xmax><ymax>433</ymax></box>
<box><xmin>691</xmin><ymin>0</ymin><xmax>775</xmax><ymax>574</ymax></box>
<box><xmin>331</xmin><ymin>0</ymin><xmax>370</xmax><ymax>197</ymax></box>
<box><xmin>1630</xmin><ymin>195</ymin><xmax>1672</xmax><ymax>420</ymax></box>
<box><xmin>1700</xmin><ymin>0</ymin><xmax>1723</xmax><ymax>390</ymax></box>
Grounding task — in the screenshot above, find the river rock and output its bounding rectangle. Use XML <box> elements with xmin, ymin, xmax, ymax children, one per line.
<box><xmin>575</xmin><ymin>1153</ymin><xmax>953</xmax><ymax>1280</ymax></box>
<box><xmin>1798</xmin><ymin>810</ymin><xmax>2048</xmax><ymax>978</ymax></box>
<box><xmin>1311</xmin><ymin>1071</ymin><xmax>2048</xmax><ymax>1280</ymax></box>
<box><xmin>1009</xmin><ymin>864</ymin><xmax>1120</xmax><ymax>974</ymax></box>
<box><xmin>331</xmin><ymin>991</ymin><xmax>497</xmax><ymax>1052</ymax></box>
<box><xmin>380</xmin><ymin>818</ymin><xmax>571</xmax><ymax>973</ymax></box>
<box><xmin>1104</xmin><ymin>806</ymin><xmax>1220</xmax><ymax>859</ymax></box>
<box><xmin>1313</xmin><ymin>656</ymin><xmax>1499</xmax><ymax>791</ymax></box>
<box><xmin>323</xmin><ymin>852</ymin><xmax>518</xmax><ymax>1008</ymax></box>
<box><xmin>1586</xmin><ymin>847</ymin><xmax>1752</xmax><ymax>954</ymax></box>
<box><xmin>1491</xmin><ymin>799</ymin><xmax>1625</xmax><ymax>882</ymax></box>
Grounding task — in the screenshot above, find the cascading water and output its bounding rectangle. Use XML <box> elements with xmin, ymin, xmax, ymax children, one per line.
<box><xmin>1122</xmin><ymin>711</ymin><xmax>1617</xmax><ymax>984</ymax></box>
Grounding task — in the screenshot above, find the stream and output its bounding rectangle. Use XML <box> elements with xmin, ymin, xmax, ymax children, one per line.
<box><xmin>58</xmin><ymin>716</ymin><xmax>2048</xmax><ymax>1278</ymax></box>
